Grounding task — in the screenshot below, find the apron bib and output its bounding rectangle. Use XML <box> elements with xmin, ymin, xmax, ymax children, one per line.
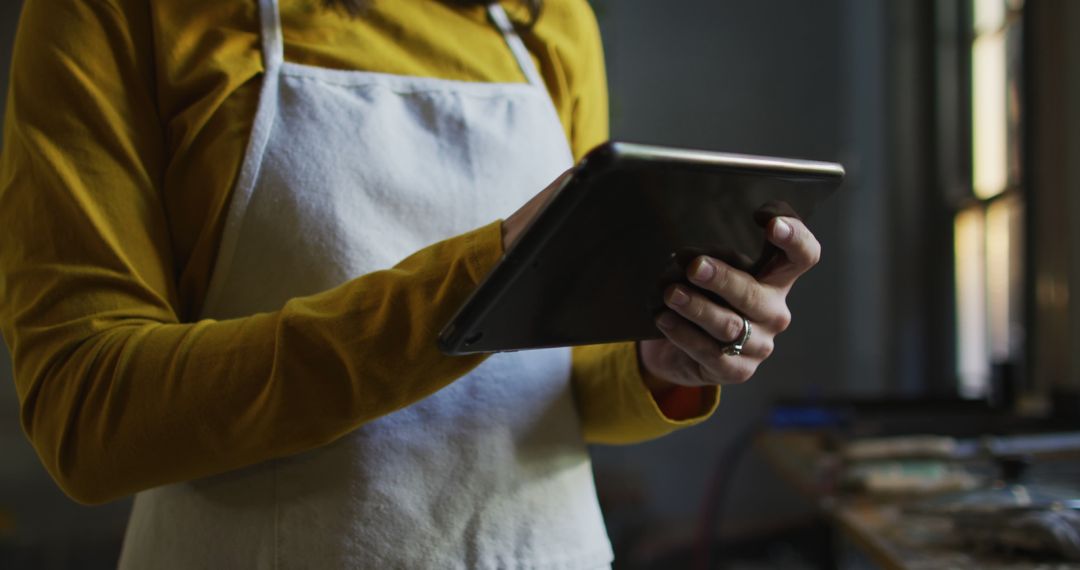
<box><xmin>118</xmin><ymin>1</ymin><xmax>612</xmax><ymax>568</ymax></box>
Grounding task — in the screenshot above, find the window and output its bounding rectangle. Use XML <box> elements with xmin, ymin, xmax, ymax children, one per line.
<box><xmin>953</xmin><ymin>0</ymin><xmax>1025</xmax><ymax>398</ymax></box>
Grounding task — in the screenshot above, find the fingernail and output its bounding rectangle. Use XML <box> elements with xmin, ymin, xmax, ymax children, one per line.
<box><xmin>774</xmin><ymin>219</ymin><xmax>793</xmax><ymax>241</ymax></box>
<box><xmin>667</xmin><ymin>287</ymin><xmax>690</xmax><ymax>307</ymax></box>
<box><xmin>656</xmin><ymin>313</ymin><xmax>678</xmax><ymax>329</ymax></box>
<box><xmin>691</xmin><ymin>258</ymin><xmax>715</xmax><ymax>281</ymax></box>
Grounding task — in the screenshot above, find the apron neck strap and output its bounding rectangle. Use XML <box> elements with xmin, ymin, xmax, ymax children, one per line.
<box><xmin>258</xmin><ymin>0</ymin><xmax>285</xmax><ymax>71</ymax></box>
<box><xmin>255</xmin><ymin>0</ymin><xmax>546</xmax><ymax>90</ymax></box>
<box><xmin>486</xmin><ymin>3</ymin><xmax>548</xmax><ymax>90</ymax></box>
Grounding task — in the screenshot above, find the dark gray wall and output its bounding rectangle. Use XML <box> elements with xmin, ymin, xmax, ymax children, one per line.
<box><xmin>590</xmin><ymin>1</ymin><xmax>1080</xmax><ymax>560</ymax></box>
<box><xmin>1063</xmin><ymin>1</ymin><xmax>1080</xmax><ymax>396</ymax></box>
<box><xmin>1029</xmin><ymin>0</ymin><xmax>1080</xmax><ymax>405</ymax></box>
<box><xmin>1070</xmin><ymin>2</ymin><xmax>1080</xmax><ymax>396</ymax></box>
<box><xmin>588</xmin><ymin>0</ymin><xmax>893</xmax><ymax>541</ymax></box>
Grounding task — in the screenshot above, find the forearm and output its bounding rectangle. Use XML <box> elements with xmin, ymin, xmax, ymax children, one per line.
<box><xmin>15</xmin><ymin>222</ymin><xmax>501</xmax><ymax>504</ymax></box>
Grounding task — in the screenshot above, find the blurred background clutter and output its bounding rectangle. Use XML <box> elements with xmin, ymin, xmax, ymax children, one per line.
<box><xmin>3</xmin><ymin>0</ymin><xmax>1080</xmax><ymax>568</ymax></box>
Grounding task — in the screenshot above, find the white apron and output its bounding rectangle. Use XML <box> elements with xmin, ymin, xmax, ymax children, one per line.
<box><xmin>118</xmin><ymin>1</ymin><xmax>612</xmax><ymax>568</ymax></box>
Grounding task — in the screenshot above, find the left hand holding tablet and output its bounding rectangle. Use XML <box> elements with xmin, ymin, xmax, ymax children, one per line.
<box><xmin>638</xmin><ymin>216</ymin><xmax>821</xmax><ymax>390</ymax></box>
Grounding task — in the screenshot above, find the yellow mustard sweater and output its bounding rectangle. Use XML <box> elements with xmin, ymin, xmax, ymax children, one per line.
<box><xmin>0</xmin><ymin>0</ymin><xmax>719</xmax><ymax>505</ymax></box>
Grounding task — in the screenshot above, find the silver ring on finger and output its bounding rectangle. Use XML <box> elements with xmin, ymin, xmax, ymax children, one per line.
<box><xmin>721</xmin><ymin>317</ymin><xmax>752</xmax><ymax>356</ymax></box>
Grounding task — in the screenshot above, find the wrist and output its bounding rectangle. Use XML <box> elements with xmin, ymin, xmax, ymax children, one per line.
<box><xmin>635</xmin><ymin>342</ymin><xmax>714</xmax><ymax>421</ymax></box>
<box><xmin>635</xmin><ymin>341</ymin><xmax>678</xmax><ymax>396</ymax></box>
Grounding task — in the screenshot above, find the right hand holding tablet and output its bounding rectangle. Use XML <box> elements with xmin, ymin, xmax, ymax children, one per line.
<box><xmin>637</xmin><ymin>216</ymin><xmax>821</xmax><ymax>391</ymax></box>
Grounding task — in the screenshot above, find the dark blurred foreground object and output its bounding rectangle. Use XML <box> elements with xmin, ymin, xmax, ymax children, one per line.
<box><xmin>752</xmin><ymin>398</ymin><xmax>1080</xmax><ymax>569</ymax></box>
<box><xmin>911</xmin><ymin>499</ymin><xmax>1080</xmax><ymax>561</ymax></box>
<box><xmin>951</xmin><ymin>509</ymin><xmax>1080</xmax><ymax>561</ymax></box>
<box><xmin>907</xmin><ymin>456</ymin><xmax>1080</xmax><ymax>561</ymax></box>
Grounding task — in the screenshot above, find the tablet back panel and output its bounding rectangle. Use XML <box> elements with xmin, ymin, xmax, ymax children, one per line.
<box><xmin>439</xmin><ymin>142</ymin><xmax>844</xmax><ymax>354</ymax></box>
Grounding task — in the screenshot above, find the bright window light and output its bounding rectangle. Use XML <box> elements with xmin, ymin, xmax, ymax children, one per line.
<box><xmin>956</xmin><ymin>207</ymin><xmax>989</xmax><ymax>398</ymax></box>
<box><xmin>973</xmin><ymin>0</ymin><xmax>1006</xmax><ymax>34</ymax></box>
<box><xmin>972</xmin><ymin>31</ymin><xmax>1008</xmax><ymax>199</ymax></box>
<box><xmin>985</xmin><ymin>198</ymin><xmax>1013</xmax><ymax>361</ymax></box>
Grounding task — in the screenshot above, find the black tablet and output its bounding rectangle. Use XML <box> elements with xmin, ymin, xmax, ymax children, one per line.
<box><xmin>438</xmin><ymin>141</ymin><xmax>844</xmax><ymax>355</ymax></box>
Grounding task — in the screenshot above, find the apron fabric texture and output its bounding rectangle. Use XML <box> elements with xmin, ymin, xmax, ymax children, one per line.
<box><xmin>118</xmin><ymin>1</ymin><xmax>613</xmax><ymax>568</ymax></box>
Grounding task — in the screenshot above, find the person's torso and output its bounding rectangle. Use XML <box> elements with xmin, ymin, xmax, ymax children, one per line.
<box><xmin>119</xmin><ymin>1</ymin><xmax>612</xmax><ymax>567</ymax></box>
